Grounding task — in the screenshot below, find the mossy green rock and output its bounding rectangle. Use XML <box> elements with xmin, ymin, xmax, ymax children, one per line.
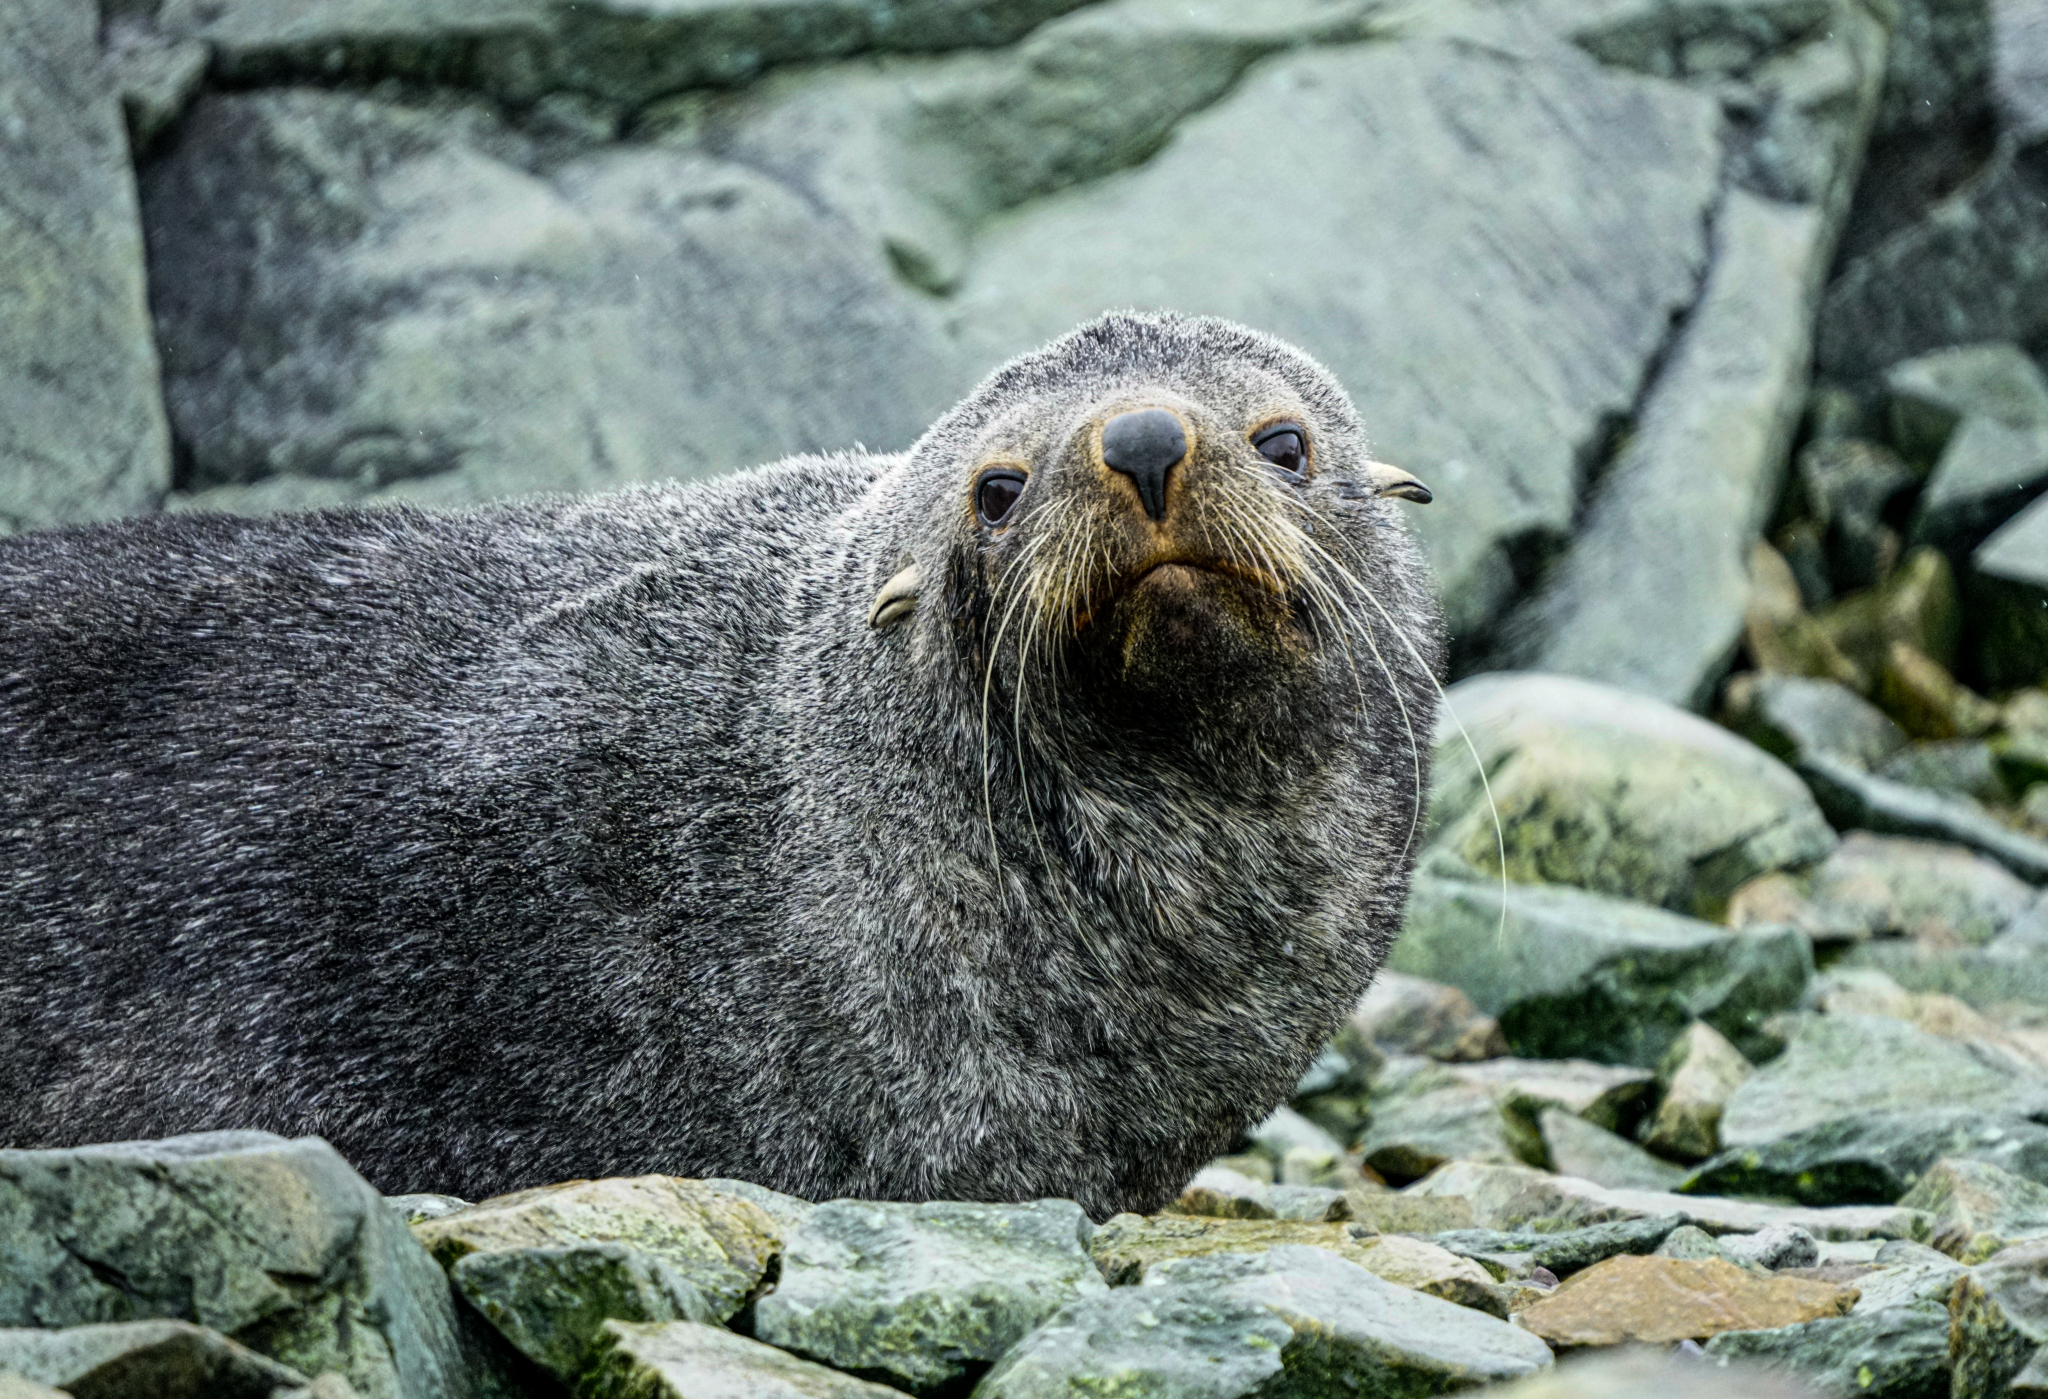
<box><xmin>977</xmin><ymin>1244</ymin><xmax>1552</xmax><ymax>1398</ymax></box>
<box><xmin>1686</xmin><ymin>1109</ymin><xmax>2048</xmax><ymax>1205</ymax></box>
<box><xmin>1700</xmin><ymin>1301</ymin><xmax>1952</xmax><ymax>1398</ymax></box>
<box><xmin>753</xmin><ymin>1199</ymin><xmax>1105</xmax><ymax>1394</ymax></box>
<box><xmin>0</xmin><ymin>1131</ymin><xmax>523</xmax><ymax>1399</ymax></box>
<box><xmin>1718</xmin><ymin>1015</ymin><xmax>2048</xmax><ymax>1152</ymax></box>
<box><xmin>1422</xmin><ymin>673</ymin><xmax>1837</xmax><ymax>917</ymax></box>
<box><xmin>1949</xmin><ymin>1237</ymin><xmax>2048</xmax><ymax>1398</ymax></box>
<box><xmin>0</xmin><ymin>1320</ymin><xmax>311</xmax><ymax>1398</ymax></box>
<box><xmin>412</xmin><ymin>1176</ymin><xmax>779</xmax><ymax>1322</ymax></box>
<box><xmin>1393</xmin><ymin>876</ymin><xmax>1812</xmax><ymax>1067</ymax></box>
<box><xmin>449</xmin><ymin>1242</ymin><xmax>713</xmax><ymax>1383</ymax></box>
<box><xmin>578</xmin><ymin>1319</ymin><xmax>908</xmax><ymax>1399</ymax></box>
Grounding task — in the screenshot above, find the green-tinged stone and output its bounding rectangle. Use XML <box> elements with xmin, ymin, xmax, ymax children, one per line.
<box><xmin>1950</xmin><ymin>1238</ymin><xmax>2048</xmax><ymax>1398</ymax></box>
<box><xmin>1719</xmin><ymin>671</ymin><xmax>1908</xmax><ymax>772</ymax></box>
<box><xmin>1701</xmin><ymin>1301</ymin><xmax>1952</xmax><ymax>1398</ymax></box>
<box><xmin>1538</xmin><ymin>1110</ymin><xmax>1687</xmax><ymax>1192</ymax></box>
<box><xmin>1718</xmin><ymin>1015</ymin><xmax>2048</xmax><ymax>1151</ymax></box>
<box><xmin>450</xmin><ymin>1242</ymin><xmax>712</xmax><ymax>1383</ymax></box>
<box><xmin>979</xmin><ymin>1244</ymin><xmax>1552</xmax><ymax>1398</ymax></box>
<box><xmin>579</xmin><ymin>1320</ymin><xmax>908</xmax><ymax>1399</ymax></box>
<box><xmin>1640</xmin><ymin>1020</ymin><xmax>1752</xmax><ymax>1163</ymax></box>
<box><xmin>1797</xmin><ymin>754</ymin><xmax>2048</xmax><ymax>883</ymax></box>
<box><xmin>1835</xmin><ymin>939</ymin><xmax>2048</xmax><ymax>1009</ymax></box>
<box><xmin>1897</xmin><ymin>1157</ymin><xmax>2048</xmax><ymax>1243</ymax></box>
<box><xmin>1685</xmin><ymin>1109</ymin><xmax>2048</xmax><ymax>1205</ymax></box>
<box><xmin>1428</xmin><ymin>1215</ymin><xmax>1686</xmax><ymax>1281</ymax></box>
<box><xmin>413</xmin><ymin>1176</ymin><xmax>779</xmax><ymax>1322</ymax></box>
<box><xmin>1359</xmin><ymin>1060</ymin><xmax>1547</xmax><ymax>1184</ymax></box>
<box><xmin>0</xmin><ymin>1321</ymin><xmax>310</xmax><ymax>1399</ymax></box>
<box><xmin>753</xmin><ymin>1199</ymin><xmax>1104</xmax><ymax>1394</ymax></box>
<box><xmin>1393</xmin><ymin>875</ymin><xmax>1812</xmax><ymax>1067</ymax></box>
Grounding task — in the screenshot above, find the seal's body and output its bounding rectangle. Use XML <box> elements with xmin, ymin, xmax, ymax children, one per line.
<box><xmin>0</xmin><ymin>313</ymin><xmax>1441</xmax><ymax>1213</ymax></box>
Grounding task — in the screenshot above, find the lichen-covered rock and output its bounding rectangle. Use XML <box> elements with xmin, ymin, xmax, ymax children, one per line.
<box><xmin>0</xmin><ymin>1321</ymin><xmax>312</xmax><ymax>1399</ymax></box>
<box><xmin>448</xmin><ymin>1242</ymin><xmax>713</xmax><ymax>1383</ymax></box>
<box><xmin>1700</xmin><ymin>1300</ymin><xmax>1952</xmax><ymax>1398</ymax></box>
<box><xmin>1422</xmin><ymin>674</ymin><xmax>1838</xmax><ymax>916</ymax></box>
<box><xmin>411</xmin><ymin>1175</ymin><xmax>779</xmax><ymax>1322</ymax></box>
<box><xmin>1720</xmin><ymin>1014</ymin><xmax>2048</xmax><ymax>1152</ymax></box>
<box><xmin>1640</xmin><ymin>1020</ymin><xmax>1753</xmax><ymax>1163</ymax></box>
<box><xmin>1538</xmin><ymin>1109</ymin><xmax>1688</xmax><ymax>1192</ymax></box>
<box><xmin>1517</xmin><ymin>1254</ymin><xmax>1857</xmax><ymax>1347</ymax></box>
<box><xmin>1429</xmin><ymin>1214</ymin><xmax>1687</xmax><ymax>1282</ymax></box>
<box><xmin>1394</xmin><ymin>876</ymin><xmax>1812</xmax><ymax>1067</ymax></box>
<box><xmin>1898</xmin><ymin>1157</ymin><xmax>2048</xmax><ymax>1258</ymax></box>
<box><xmin>1950</xmin><ymin>1237</ymin><xmax>2048</xmax><ymax>1398</ymax></box>
<box><xmin>0</xmin><ymin>1132</ymin><xmax>523</xmax><ymax>1399</ymax></box>
<box><xmin>1797</xmin><ymin>753</ymin><xmax>2048</xmax><ymax>883</ymax></box>
<box><xmin>979</xmin><ymin>1245</ymin><xmax>1553</xmax><ymax>1397</ymax></box>
<box><xmin>578</xmin><ymin>1319</ymin><xmax>907</xmax><ymax>1399</ymax></box>
<box><xmin>752</xmin><ymin>1199</ymin><xmax>1104</xmax><ymax>1394</ymax></box>
<box><xmin>1686</xmin><ymin>1108</ymin><xmax>2048</xmax><ymax>1205</ymax></box>
<box><xmin>1769</xmin><ymin>833</ymin><xmax>2041</xmax><ymax>947</ymax></box>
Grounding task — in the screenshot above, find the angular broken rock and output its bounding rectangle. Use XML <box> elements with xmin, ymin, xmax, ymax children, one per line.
<box><xmin>1700</xmin><ymin>1299</ymin><xmax>1952</xmax><ymax>1398</ymax></box>
<box><xmin>1897</xmin><ymin>1157</ymin><xmax>2048</xmax><ymax>1258</ymax></box>
<box><xmin>1346</xmin><ymin>970</ymin><xmax>1508</xmax><ymax>1062</ymax></box>
<box><xmin>1517</xmin><ymin>1254</ymin><xmax>1856</xmax><ymax>1347</ymax></box>
<box><xmin>752</xmin><ymin>1198</ymin><xmax>1105</xmax><ymax>1393</ymax></box>
<box><xmin>1446</xmin><ymin>1057</ymin><xmax>1656</xmax><ymax>1134</ymax></box>
<box><xmin>1685</xmin><ymin>1107</ymin><xmax>2048</xmax><ymax>1206</ymax></box>
<box><xmin>1718</xmin><ymin>670</ymin><xmax>1907</xmax><ymax>772</ymax></box>
<box><xmin>449</xmin><ymin>1241</ymin><xmax>714</xmax><ymax>1383</ymax></box>
<box><xmin>979</xmin><ymin>1245</ymin><xmax>1552</xmax><ymax>1397</ymax></box>
<box><xmin>1538</xmin><ymin>1109</ymin><xmax>1687</xmax><ymax>1192</ymax></box>
<box><xmin>411</xmin><ymin>1175</ymin><xmax>780</xmax><ymax>1322</ymax></box>
<box><xmin>1797</xmin><ymin>754</ymin><xmax>2048</xmax><ymax>885</ymax></box>
<box><xmin>0</xmin><ymin>1320</ymin><xmax>312</xmax><ymax>1399</ymax></box>
<box><xmin>1883</xmin><ymin>342</ymin><xmax>2048</xmax><ymax>468</ymax></box>
<box><xmin>1639</xmin><ymin>1019</ymin><xmax>1752</xmax><ymax>1163</ymax></box>
<box><xmin>1360</xmin><ymin>1059</ymin><xmax>1547</xmax><ymax>1183</ymax></box>
<box><xmin>578</xmin><ymin>1319</ymin><xmax>906</xmax><ymax>1399</ymax></box>
<box><xmin>1950</xmin><ymin>1237</ymin><xmax>2048</xmax><ymax>1398</ymax></box>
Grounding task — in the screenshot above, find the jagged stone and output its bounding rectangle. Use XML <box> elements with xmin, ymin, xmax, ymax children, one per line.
<box><xmin>1950</xmin><ymin>1237</ymin><xmax>2048</xmax><ymax>1398</ymax></box>
<box><xmin>1539</xmin><ymin>1110</ymin><xmax>1689</xmax><ymax>1191</ymax></box>
<box><xmin>1911</xmin><ymin>416</ymin><xmax>2048</xmax><ymax>558</ymax></box>
<box><xmin>1701</xmin><ymin>1300</ymin><xmax>1953</xmax><ymax>1398</ymax></box>
<box><xmin>578</xmin><ymin>1320</ymin><xmax>905</xmax><ymax>1399</ymax></box>
<box><xmin>1973</xmin><ymin>493</ymin><xmax>2048</xmax><ymax>691</ymax></box>
<box><xmin>1884</xmin><ymin>342</ymin><xmax>2048</xmax><ymax>468</ymax></box>
<box><xmin>448</xmin><ymin>1243</ymin><xmax>713</xmax><ymax>1384</ymax></box>
<box><xmin>1719</xmin><ymin>671</ymin><xmax>1908</xmax><ymax>771</ymax></box>
<box><xmin>0</xmin><ymin>1321</ymin><xmax>311</xmax><ymax>1399</ymax></box>
<box><xmin>1798</xmin><ymin>753</ymin><xmax>2048</xmax><ymax>882</ymax></box>
<box><xmin>1793</xmin><ymin>437</ymin><xmax>1915</xmax><ymax>590</ymax></box>
<box><xmin>1878</xmin><ymin>739</ymin><xmax>2010</xmax><ymax>803</ymax></box>
<box><xmin>1640</xmin><ymin>1020</ymin><xmax>1753</xmax><ymax>1163</ymax></box>
<box><xmin>1876</xmin><ymin>642</ymin><xmax>2004</xmax><ymax>740</ymax></box>
<box><xmin>1743</xmin><ymin>541</ymin><xmax>1870</xmax><ymax>687</ymax></box>
<box><xmin>1429</xmin><ymin>1214</ymin><xmax>1687</xmax><ymax>1282</ymax></box>
<box><xmin>1359</xmin><ymin>1060</ymin><xmax>1545</xmax><ymax>1184</ymax></box>
<box><xmin>1687</xmin><ymin>1108</ymin><xmax>2048</xmax><ymax>1204</ymax></box>
<box><xmin>1815</xmin><ymin>548</ymin><xmax>1963</xmax><ymax>677</ymax></box>
<box><xmin>1897</xmin><ymin>1157</ymin><xmax>2048</xmax><ymax>1257</ymax></box>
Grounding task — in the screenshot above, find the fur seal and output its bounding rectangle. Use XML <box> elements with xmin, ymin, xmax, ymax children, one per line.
<box><xmin>0</xmin><ymin>311</ymin><xmax>1442</xmax><ymax>1215</ymax></box>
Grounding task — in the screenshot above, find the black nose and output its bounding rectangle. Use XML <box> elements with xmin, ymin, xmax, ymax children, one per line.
<box><xmin>1100</xmin><ymin>409</ymin><xmax>1187</xmax><ymax>522</ymax></box>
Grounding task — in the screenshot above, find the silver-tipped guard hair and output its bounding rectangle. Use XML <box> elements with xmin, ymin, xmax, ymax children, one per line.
<box><xmin>868</xmin><ymin>563</ymin><xmax>922</xmax><ymax>629</ymax></box>
<box><xmin>1366</xmin><ymin>461</ymin><xmax>1432</xmax><ymax>504</ymax></box>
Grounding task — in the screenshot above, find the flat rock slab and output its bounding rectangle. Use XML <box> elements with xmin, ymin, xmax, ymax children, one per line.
<box><xmin>412</xmin><ymin>1175</ymin><xmax>780</xmax><ymax>1321</ymax></box>
<box><xmin>1687</xmin><ymin>1108</ymin><xmax>2048</xmax><ymax>1205</ymax></box>
<box><xmin>579</xmin><ymin>1319</ymin><xmax>908</xmax><ymax>1399</ymax></box>
<box><xmin>1798</xmin><ymin>754</ymin><xmax>2048</xmax><ymax>883</ymax></box>
<box><xmin>1718</xmin><ymin>1013</ymin><xmax>2048</xmax><ymax>1151</ymax></box>
<box><xmin>1086</xmin><ymin>1214</ymin><xmax>1499</xmax><ymax>1314</ymax></box>
<box><xmin>752</xmin><ymin>1199</ymin><xmax>1105</xmax><ymax>1393</ymax></box>
<box><xmin>1793</xmin><ymin>832</ymin><xmax>2040</xmax><ymax>945</ymax></box>
<box><xmin>1423</xmin><ymin>673</ymin><xmax>1837</xmax><ymax>917</ymax></box>
<box><xmin>0</xmin><ymin>1320</ymin><xmax>311</xmax><ymax>1399</ymax></box>
<box><xmin>1538</xmin><ymin>1109</ymin><xmax>1688</xmax><ymax>1192</ymax></box>
<box><xmin>1518</xmin><ymin>1254</ymin><xmax>1856</xmax><ymax>1348</ymax></box>
<box><xmin>1428</xmin><ymin>1214</ymin><xmax>1687</xmax><ymax>1281</ymax></box>
<box><xmin>979</xmin><ymin>1244</ymin><xmax>1552</xmax><ymax>1397</ymax></box>
<box><xmin>0</xmin><ymin>1131</ymin><xmax>518</xmax><ymax>1399</ymax></box>
<box><xmin>0</xmin><ymin>0</ymin><xmax>172</xmax><ymax>531</ymax></box>
<box><xmin>1393</xmin><ymin>875</ymin><xmax>1812</xmax><ymax>1068</ymax></box>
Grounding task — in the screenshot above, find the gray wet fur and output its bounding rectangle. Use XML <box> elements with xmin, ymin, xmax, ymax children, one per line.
<box><xmin>0</xmin><ymin>312</ymin><xmax>1442</xmax><ymax>1214</ymax></box>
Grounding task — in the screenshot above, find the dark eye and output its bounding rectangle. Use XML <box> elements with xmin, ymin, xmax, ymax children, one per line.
<box><xmin>1253</xmin><ymin>424</ymin><xmax>1308</xmax><ymax>476</ymax></box>
<box><xmin>975</xmin><ymin>470</ymin><xmax>1026</xmax><ymax>527</ymax></box>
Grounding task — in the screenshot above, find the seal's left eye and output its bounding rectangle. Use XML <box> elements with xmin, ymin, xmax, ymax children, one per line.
<box><xmin>976</xmin><ymin>470</ymin><xmax>1026</xmax><ymax>527</ymax></box>
<box><xmin>1253</xmin><ymin>424</ymin><xmax>1308</xmax><ymax>476</ymax></box>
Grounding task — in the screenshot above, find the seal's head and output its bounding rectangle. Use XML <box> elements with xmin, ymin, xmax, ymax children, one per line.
<box><xmin>866</xmin><ymin>311</ymin><xmax>1436</xmax><ymax>745</ymax></box>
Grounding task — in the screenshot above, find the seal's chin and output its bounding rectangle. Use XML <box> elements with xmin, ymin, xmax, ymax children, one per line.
<box><xmin>1076</xmin><ymin>559</ymin><xmax>1306</xmax><ymax>717</ymax></box>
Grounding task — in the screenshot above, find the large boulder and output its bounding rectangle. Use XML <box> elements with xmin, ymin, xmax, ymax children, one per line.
<box><xmin>1392</xmin><ymin>875</ymin><xmax>1812</xmax><ymax>1067</ymax></box>
<box><xmin>0</xmin><ymin>0</ymin><xmax>173</xmax><ymax>531</ymax></box>
<box><xmin>1423</xmin><ymin>673</ymin><xmax>1838</xmax><ymax>917</ymax></box>
<box><xmin>1686</xmin><ymin>1107</ymin><xmax>2048</xmax><ymax>1204</ymax></box>
<box><xmin>0</xmin><ymin>1131</ymin><xmax>526</xmax><ymax>1399</ymax></box>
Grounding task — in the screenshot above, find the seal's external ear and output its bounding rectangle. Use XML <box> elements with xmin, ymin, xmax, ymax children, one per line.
<box><xmin>869</xmin><ymin>563</ymin><xmax>922</xmax><ymax>630</ymax></box>
<box><xmin>1366</xmin><ymin>461</ymin><xmax>1433</xmax><ymax>504</ymax></box>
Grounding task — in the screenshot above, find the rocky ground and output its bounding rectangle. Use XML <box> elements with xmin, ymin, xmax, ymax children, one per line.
<box><xmin>9</xmin><ymin>0</ymin><xmax>2048</xmax><ymax>1395</ymax></box>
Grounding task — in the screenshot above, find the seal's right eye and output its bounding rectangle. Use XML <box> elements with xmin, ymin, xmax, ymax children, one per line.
<box><xmin>975</xmin><ymin>470</ymin><xmax>1026</xmax><ymax>527</ymax></box>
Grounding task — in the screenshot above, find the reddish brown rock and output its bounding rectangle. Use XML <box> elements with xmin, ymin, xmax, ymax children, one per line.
<box><xmin>1517</xmin><ymin>1254</ymin><xmax>1857</xmax><ymax>1348</ymax></box>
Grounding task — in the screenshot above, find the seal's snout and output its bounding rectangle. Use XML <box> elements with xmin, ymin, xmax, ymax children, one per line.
<box><xmin>1099</xmin><ymin>408</ymin><xmax>1187</xmax><ymax>522</ymax></box>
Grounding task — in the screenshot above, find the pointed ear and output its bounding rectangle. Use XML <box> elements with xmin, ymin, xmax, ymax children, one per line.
<box><xmin>868</xmin><ymin>563</ymin><xmax>922</xmax><ymax>630</ymax></box>
<box><xmin>1365</xmin><ymin>460</ymin><xmax>1432</xmax><ymax>504</ymax></box>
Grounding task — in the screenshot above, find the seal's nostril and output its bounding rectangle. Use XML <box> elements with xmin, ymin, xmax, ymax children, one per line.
<box><xmin>1100</xmin><ymin>409</ymin><xmax>1186</xmax><ymax>522</ymax></box>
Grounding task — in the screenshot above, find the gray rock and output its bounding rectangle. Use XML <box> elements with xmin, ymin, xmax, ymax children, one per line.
<box><xmin>1950</xmin><ymin>1236</ymin><xmax>2048</xmax><ymax>1397</ymax></box>
<box><xmin>1897</xmin><ymin>1156</ymin><xmax>2048</xmax><ymax>1246</ymax></box>
<box><xmin>1792</xmin><ymin>438</ymin><xmax>1917</xmax><ymax>591</ymax></box>
<box><xmin>1719</xmin><ymin>1014</ymin><xmax>2048</xmax><ymax>1151</ymax></box>
<box><xmin>142</xmin><ymin>88</ymin><xmax>957</xmax><ymax>506</ymax></box>
<box><xmin>1505</xmin><ymin>191</ymin><xmax>1829</xmax><ymax>708</ymax></box>
<box><xmin>1359</xmin><ymin>1060</ymin><xmax>1546</xmax><ymax>1185</ymax></box>
<box><xmin>1723</xmin><ymin>1225</ymin><xmax>1822</xmax><ymax>1270</ymax></box>
<box><xmin>1852</xmin><ymin>1238</ymin><xmax>1968</xmax><ymax>1310</ymax></box>
<box><xmin>1883</xmin><ymin>341</ymin><xmax>2048</xmax><ymax>466</ymax></box>
<box><xmin>1816</xmin><ymin>137</ymin><xmax>2048</xmax><ymax>381</ymax></box>
<box><xmin>579</xmin><ymin>1319</ymin><xmax>908</xmax><ymax>1399</ymax></box>
<box><xmin>0</xmin><ymin>1321</ymin><xmax>311</xmax><ymax>1398</ymax></box>
<box><xmin>1912</xmin><ymin>414</ymin><xmax>2048</xmax><ymax>556</ymax></box>
<box><xmin>753</xmin><ymin>1199</ymin><xmax>1105</xmax><ymax>1394</ymax></box>
<box><xmin>1719</xmin><ymin>672</ymin><xmax>1909</xmax><ymax>772</ymax></box>
<box><xmin>1701</xmin><ymin>1300</ymin><xmax>1953</xmax><ymax>1398</ymax></box>
<box><xmin>944</xmin><ymin>24</ymin><xmax>1723</xmax><ymax>647</ymax></box>
<box><xmin>386</xmin><ymin>1194</ymin><xmax>471</xmax><ymax>1225</ymax></box>
<box><xmin>1876</xmin><ymin>0</ymin><xmax>1995</xmax><ymax>137</ymax></box>
<box><xmin>1410</xmin><ymin>1159</ymin><xmax>1935</xmax><ymax>1242</ymax></box>
<box><xmin>698</xmin><ymin>1179</ymin><xmax>816</xmax><ymax>1236</ymax></box>
<box><xmin>0</xmin><ymin>0</ymin><xmax>173</xmax><ymax>533</ymax></box>
<box><xmin>1423</xmin><ymin>673</ymin><xmax>1837</xmax><ymax>916</ymax></box>
<box><xmin>1393</xmin><ymin>875</ymin><xmax>1813</xmax><ymax>1067</ymax></box>
<box><xmin>1686</xmin><ymin>1108</ymin><xmax>2048</xmax><ymax>1204</ymax></box>
<box><xmin>1837</xmin><ymin>937</ymin><xmax>2048</xmax><ymax>1009</ymax></box>
<box><xmin>1973</xmin><ymin>492</ymin><xmax>2048</xmax><ymax>691</ymax></box>
<box><xmin>978</xmin><ymin>1244</ymin><xmax>1553</xmax><ymax>1397</ymax></box>
<box><xmin>0</xmin><ymin>1132</ymin><xmax>522</xmax><ymax>1399</ymax></box>
<box><xmin>1798</xmin><ymin>753</ymin><xmax>2048</xmax><ymax>882</ymax></box>
<box><xmin>1656</xmin><ymin>1223</ymin><xmax>1763</xmax><ymax>1272</ymax></box>
<box><xmin>1878</xmin><ymin>740</ymin><xmax>2011</xmax><ymax>803</ymax></box>
<box><xmin>1448</xmin><ymin>1058</ymin><xmax>1658</xmax><ymax>1135</ymax></box>
<box><xmin>1998</xmin><ymin>0</ymin><xmax>2048</xmax><ymax>140</ymax></box>
<box><xmin>1345</xmin><ymin>971</ymin><xmax>1507</xmax><ymax>1063</ymax></box>
<box><xmin>1804</xmin><ymin>831</ymin><xmax>2038</xmax><ymax>944</ymax></box>
<box><xmin>449</xmin><ymin>1243</ymin><xmax>713</xmax><ymax>1384</ymax></box>
<box><xmin>1640</xmin><ymin>1020</ymin><xmax>1754</xmax><ymax>1163</ymax></box>
<box><xmin>150</xmin><ymin>0</ymin><xmax>1095</xmax><ymax>105</ymax></box>
<box><xmin>1433</xmin><ymin>1215</ymin><xmax>1689</xmax><ymax>1282</ymax></box>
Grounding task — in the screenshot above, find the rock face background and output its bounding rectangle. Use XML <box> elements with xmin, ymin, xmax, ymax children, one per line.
<box><xmin>12</xmin><ymin>0</ymin><xmax>2048</xmax><ymax>1396</ymax></box>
